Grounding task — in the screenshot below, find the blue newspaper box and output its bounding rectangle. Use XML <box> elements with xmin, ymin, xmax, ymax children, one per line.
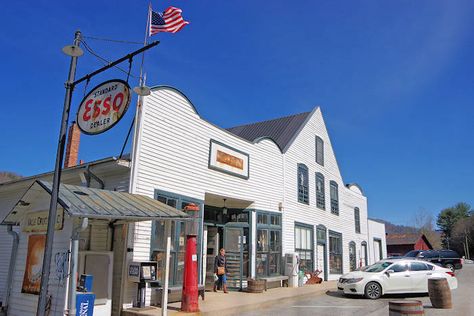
<box><xmin>79</xmin><ymin>274</ymin><xmax>94</xmax><ymax>292</ymax></box>
<box><xmin>76</xmin><ymin>292</ymin><xmax>95</xmax><ymax>316</ymax></box>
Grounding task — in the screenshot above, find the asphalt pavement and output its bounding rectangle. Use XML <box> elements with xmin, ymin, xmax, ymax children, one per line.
<box><xmin>239</xmin><ymin>264</ymin><xmax>474</xmax><ymax>316</ymax></box>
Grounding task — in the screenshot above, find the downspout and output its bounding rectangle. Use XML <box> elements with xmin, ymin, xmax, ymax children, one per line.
<box><xmin>66</xmin><ymin>217</ymin><xmax>88</xmax><ymax>315</ymax></box>
<box><xmin>4</xmin><ymin>225</ymin><xmax>19</xmax><ymax>312</ymax></box>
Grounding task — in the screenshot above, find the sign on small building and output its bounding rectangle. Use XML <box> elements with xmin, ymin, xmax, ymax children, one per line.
<box><xmin>23</xmin><ymin>209</ymin><xmax>64</xmax><ymax>232</ymax></box>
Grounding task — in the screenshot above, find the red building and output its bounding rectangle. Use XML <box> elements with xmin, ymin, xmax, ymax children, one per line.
<box><xmin>386</xmin><ymin>233</ymin><xmax>433</xmax><ymax>257</ymax></box>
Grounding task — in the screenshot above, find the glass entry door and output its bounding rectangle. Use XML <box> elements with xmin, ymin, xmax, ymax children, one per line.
<box><xmin>224</xmin><ymin>223</ymin><xmax>249</xmax><ymax>290</ymax></box>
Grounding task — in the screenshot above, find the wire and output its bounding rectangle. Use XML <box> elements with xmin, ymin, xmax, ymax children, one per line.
<box><xmin>82</xmin><ymin>35</ymin><xmax>143</xmax><ymax>45</ymax></box>
<box><xmin>80</xmin><ymin>39</ymin><xmax>141</xmax><ymax>80</ymax></box>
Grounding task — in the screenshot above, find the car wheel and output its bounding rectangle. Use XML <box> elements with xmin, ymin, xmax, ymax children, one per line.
<box><xmin>445</xmin><ymin>263</ymin><xmax>455</xmax><ymax>272</ymax></box>
<box><xmin>365</xmin><ymin>282</ymin><xmax>382</xmax><ymax>299</ymax></box>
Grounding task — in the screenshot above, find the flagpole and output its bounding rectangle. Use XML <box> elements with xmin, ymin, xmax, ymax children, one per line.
<box><xmin>139</xmin><ymin>2</ymin><xmax>151</xmax><ymax>86</ymax></box>
<box><xmin>129</xmin><ymin>1</ymin><xmax>150</xmax><ymax>193</ymax></box>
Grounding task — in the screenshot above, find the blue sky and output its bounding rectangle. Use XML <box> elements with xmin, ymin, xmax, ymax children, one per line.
<box><xmin>0</xmin><ymin>1</ymin><xmax>473</xmax><ymax>225</ymax></box>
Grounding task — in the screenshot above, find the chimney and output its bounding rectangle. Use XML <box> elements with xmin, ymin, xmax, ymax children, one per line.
<box><xmin>64</xmin><ymin>121</ymin><xmax>81</xmax><ymax>168</ymax></box>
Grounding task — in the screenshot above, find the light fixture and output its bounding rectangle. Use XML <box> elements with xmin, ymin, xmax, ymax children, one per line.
<box><xmin>133</xmin><ymin>85</ymin><xmax>151</xmax><ymax>96</ymax></box>
<box><xmin>62</xmin><ymin>45</ymin><xmax>84</xmax><ymax>57</ymax></box>
<box><xmin>222</xmin><ymin>198</ymin><xmax>228</xmax><ymax>215</ymax></box>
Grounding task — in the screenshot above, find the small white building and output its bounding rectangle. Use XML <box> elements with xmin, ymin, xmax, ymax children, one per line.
<box><xmin>0</xmin><ymin>86</ymin><xmax>386</xmax><ymax>315</ymax></box>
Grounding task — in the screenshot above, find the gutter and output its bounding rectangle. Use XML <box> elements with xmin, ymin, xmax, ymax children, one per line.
<box><xmin>4</xmin><ymin>225</ymin><xmax>19</xmax><ymax>313</ymax></box>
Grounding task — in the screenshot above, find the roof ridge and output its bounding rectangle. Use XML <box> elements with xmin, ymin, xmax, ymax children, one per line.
<box><xmin>227</xmin><ymin>111</ymin><xmax>311</xmax><ymax>130</ymax></box>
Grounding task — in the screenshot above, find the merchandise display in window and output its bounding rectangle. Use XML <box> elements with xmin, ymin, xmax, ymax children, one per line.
<box><xmin>329</xmin><ymin>231</ymin><xmax>342</xmax><ymax>274</ymax></box>
<box><xmin>295</xmin><ymin>224</ymin><xmax>314</xmax><ymax>272</ymax></box>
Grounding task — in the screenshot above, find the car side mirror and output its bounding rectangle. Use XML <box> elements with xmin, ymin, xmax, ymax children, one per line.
<box><xmin>385</xmin><ymin>269</ymin><xmax>394</xmax><ymax>277</ymax></box>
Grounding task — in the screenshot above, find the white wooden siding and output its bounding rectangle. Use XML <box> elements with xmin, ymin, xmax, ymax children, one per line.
<box><xmin>368</xmin><ymin>219</ymin><xmax>387</xmax><ymax>264</ymax></box>
<box><xmin>129</xmin><ymin>86</ymin><xmax>383</xmax><ymax>291</ymax></box>
<box><xmin>0</xmin><ymin>161</ymin><xmax>130</xmax><ymax>314</ymax></box>
<box><xmin>125</xmin><ymin>87</ymin><xmax>285</xmax><ymax>305</ymax></box>
<box><xmin>281</xmin><ymin>108</ymin><xmax>371</xmax><ymax>280</ymax></box>
<box><xmin>0</xmin><ymin>226</ymin><xmax>14</xmax><ymax>305</ymax></box>
<box><xmin>7</xmin><ymin>211</ymin><xmax>72</xmax><ymax>316</ymax></box>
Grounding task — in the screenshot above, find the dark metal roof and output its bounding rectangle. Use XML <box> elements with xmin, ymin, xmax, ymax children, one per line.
<box><xmin>226</xmin><ymin>111</ymin><xmax>312</xmax><ymax>152</ymax></box>
<box><xmin>386</xmin><ymin>233</ymin><xmax>423</xmax><ymax>246</ymax></box>
<box><xmin>3</xmin><ymin>180</ymin><xmax>189</xmax><ymax>224</ymax></box>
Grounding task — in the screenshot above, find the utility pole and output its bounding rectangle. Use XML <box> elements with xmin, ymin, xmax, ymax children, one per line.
<box><xmin>37</xmin><ymin>30</ymin><xmax>82</xmax><ymax>316</ymax></box>
<box><xmin>465</xmin><ymin>229</ymin><xmax>470</xmax><ymax>260</ymax></box>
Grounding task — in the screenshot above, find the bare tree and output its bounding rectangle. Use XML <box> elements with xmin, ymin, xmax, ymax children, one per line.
<box><xmin>412</xmin><ymin>208</ymin><xmax>441</xmax><ymax>249</ymax></box>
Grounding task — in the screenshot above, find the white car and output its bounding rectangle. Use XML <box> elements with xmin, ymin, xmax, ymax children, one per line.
<box><xmin>337</xmin><ymin>259</ymin><xmax>458</xmax><ymax>299</ymax></box>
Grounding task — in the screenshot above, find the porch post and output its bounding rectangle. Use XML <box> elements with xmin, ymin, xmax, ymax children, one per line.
<box><xmin>67</xmin><ymin>217</ymin><xmax>88</xmax><ymax>315</ymax></box>
<box><xmin>161</xmin><ymin>220</ymin><xmax>172</xmax><ymax>316</ymax></box>
<box><xmin>250</xmin><ymin>210</ymin><xmax>257</xmax><ymax>278</ymax></box>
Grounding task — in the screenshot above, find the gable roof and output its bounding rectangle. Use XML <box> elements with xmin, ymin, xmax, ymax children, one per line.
<box><xmin>2</xmin><ymin>180</ymin><xmax>189</xmax><ymax>224</ymax></box>
<box><xmin>226</xmin><ymin>111</ymin><xmax>312</xmax><ymax>152</ymax></box>
<box><xmin>386</xmin><ymin>233</ymin><xmax>433</xmax><ymax>249</ymax></box>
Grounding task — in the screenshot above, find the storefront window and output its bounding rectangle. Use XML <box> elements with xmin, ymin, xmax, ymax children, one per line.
<box><xmin>257</xmin><ymin>229</ymin><xmax>269</xmax><ymax>252</ymax></box>
<box><xmin>295</xmin><ymin>224</ymin><xmax>314</xmax><ymax>272</ymax></box>
<box><xmin>151</xmin><ymin>192</ymin><xmax>202</xmax><ymax>285</ymax></box>
<box><xmin>329</xmin><ymin>231</ymin><xmax>343</xmax><ymax>274</ymax></box>
<box><xmin>256</xmin><ymin>212</ymin><xmax>282</xmax><ymax>277</ymax></box>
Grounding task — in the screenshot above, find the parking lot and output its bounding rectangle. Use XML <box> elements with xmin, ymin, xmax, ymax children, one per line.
<box><xmin>240</xmin><ymin>264</ymin><xmax>474</xmax><ymax>316</ymax></box>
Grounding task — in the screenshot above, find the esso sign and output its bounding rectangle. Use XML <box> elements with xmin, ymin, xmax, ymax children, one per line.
<box><xmin>76</xmin><ymin>79</ymin><xmax>131</xmax><ymax>135</ymax></box>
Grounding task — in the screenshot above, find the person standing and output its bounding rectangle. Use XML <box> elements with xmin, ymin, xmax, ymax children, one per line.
<box><xmin>214</xmin><ymin>248</ymin><xmax>228</xmax><ymax>293</ymax></box>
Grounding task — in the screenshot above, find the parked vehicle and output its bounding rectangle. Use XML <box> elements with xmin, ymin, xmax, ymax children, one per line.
<box><xmin>337</xmin><ymin>259</ymin><xmax>458</xmax><ymax>299</ymax></box>
<box><xmin>404</xmin><ymin>249</ymin><xmax>463</xmax><ymax>271</ymax></box>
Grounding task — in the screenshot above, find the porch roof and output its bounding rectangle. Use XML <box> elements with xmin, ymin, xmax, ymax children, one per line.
<box><xmin>2</xmin><ymin>180</ymin><xmax>189</xmax><ymax>224</ymax></box>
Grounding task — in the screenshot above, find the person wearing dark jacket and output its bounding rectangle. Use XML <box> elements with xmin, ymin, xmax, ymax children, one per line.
<box><xmin>214</xmin><ymin>248</ymin><xmax>228</xmax><ymax>293</ymax></box>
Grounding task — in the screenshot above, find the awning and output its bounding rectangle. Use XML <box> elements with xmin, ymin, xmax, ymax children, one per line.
<box><xmin>2</xmin><ymin>180</ymin><xmax>189</xmax><ymax>225</ymax></box>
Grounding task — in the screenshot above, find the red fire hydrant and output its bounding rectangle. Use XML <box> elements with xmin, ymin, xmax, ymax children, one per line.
<box><xmin>181</xmin><ymin>203</ymin><xmax>200</xmax><ymax>312</ymax></box>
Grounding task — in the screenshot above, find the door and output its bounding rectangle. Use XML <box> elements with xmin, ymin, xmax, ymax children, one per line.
<box><xmin>204</xmin><ymin>226</ymin><xmax>219</xmax><ymax>290</ymax></box>
<box><xmin>373</xmin><ymin>240</ymin><xmax>382</xmax><ymax>262</ymax></box>
<box><xmin>384</xmin><ymin>262</ymin><xmax>411</xmax><ymax>293</ymax></box>
<box><xmin>360</xmin><ymin>243</ymin><xmax>368</xmax><ymax>267</ymax></box>
<box><xmin>224</xmin><ymin>224</ymin><xmax>248</xmax><ymax>289</ymax></box>
<box><xmin>409</xmin><ymin>262</ymin><xmax>432</xmax><ymax>292</ymax></box>
<box><xmin>316</xmin><ymin>244</ymin><xmax>326</xmax><ymax>280</ymax></box>
<box><xmin>349</xmin><ymin>242</ymin><xmax>357</xmax><ymax>271</ymax></box>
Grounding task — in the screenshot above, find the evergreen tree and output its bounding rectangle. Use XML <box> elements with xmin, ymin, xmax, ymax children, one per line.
<box><xmin>437</xmin><ymin>203</ymin><xmax>471</xmax><ymax>248</ymax></box>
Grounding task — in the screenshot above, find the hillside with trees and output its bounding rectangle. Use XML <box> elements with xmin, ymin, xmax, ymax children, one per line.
<box><xmin>0</xmin><ymin>171</ymin><xmax>22</xmax><ymax>184</ymax></box>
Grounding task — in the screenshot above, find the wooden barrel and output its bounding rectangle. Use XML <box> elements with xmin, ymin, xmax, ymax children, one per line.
<box><xmin>428</xmin><ymin>278</ymin><xmax>452</xmax><ymax>309</ymax></box>
<box><xmin>247</xmin><ymin>279</ymin><xmax>265</xmax><ymax>293</ymax></box>
<box><xmin>389</xmin><ymin>300</ymin><xmax>424</xmax><ymax>316</ymax></box>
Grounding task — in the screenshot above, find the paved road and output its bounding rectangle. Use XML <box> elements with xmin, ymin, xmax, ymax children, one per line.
<box><xmin>240</xmin><ymin>264</ymin><xmax>474</xmax><ymax>316</ymax></box>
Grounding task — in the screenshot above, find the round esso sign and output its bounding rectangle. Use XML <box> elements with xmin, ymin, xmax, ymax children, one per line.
<box><xmin>76</xmin><ymin>79</ymin><xmax>131</xmax><ymax>135</ymax></box>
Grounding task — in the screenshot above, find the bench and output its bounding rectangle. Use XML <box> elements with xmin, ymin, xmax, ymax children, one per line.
<box><xmin>259</xmin><ymin>276</ymin><xmax>289</xmax><ymax>291</ymax></box>
<box><xmin>155</xmin><ymin>285</ymin><xmax>205</xmax><ymax>306</ymax></box>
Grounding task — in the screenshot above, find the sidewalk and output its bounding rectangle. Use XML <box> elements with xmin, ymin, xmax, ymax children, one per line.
<box><xmin>123</xmin><ymin>281</ymin><xmax>336</xmax><ymax>316</ymax></box>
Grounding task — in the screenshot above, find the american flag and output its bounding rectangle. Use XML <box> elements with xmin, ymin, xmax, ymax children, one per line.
<box><xmin>149</xmin><ymin>6</ymin><xmax>189</xmax><ymax>35</ymax></box>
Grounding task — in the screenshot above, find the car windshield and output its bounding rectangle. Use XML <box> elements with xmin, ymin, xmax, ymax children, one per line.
<box><xmin>364</xmin><ymin>261</ymin><xmax>393</xmax><ymax>273</ymax></box>
<box><xmin>404</xmin><ymin>250</ymin><xmax>420</xmax><ymax>258</ymax></box>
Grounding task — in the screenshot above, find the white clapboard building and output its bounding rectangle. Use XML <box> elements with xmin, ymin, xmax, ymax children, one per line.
<box><xmin>0</xmin><ymin>86</ymin><xmax>386</xmax><ymax>315</ymax></box>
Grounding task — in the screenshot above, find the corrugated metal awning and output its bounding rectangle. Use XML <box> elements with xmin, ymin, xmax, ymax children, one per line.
<box><xmin>2</xmin><ymin>180</ymin><xmax>189</xmax><ymax>224</ymax></box>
